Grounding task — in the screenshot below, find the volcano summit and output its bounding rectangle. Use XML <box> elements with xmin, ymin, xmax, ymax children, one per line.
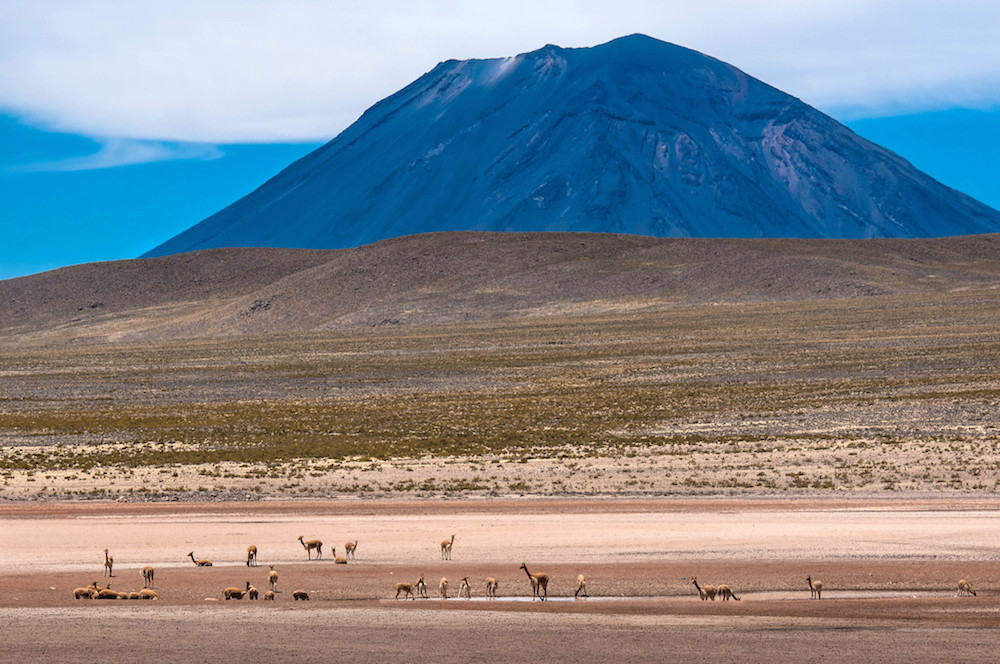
<box><xmin>144</xmin><ymin>34</ymin><xmax>1000</xmax><ymax>258</ymax></box>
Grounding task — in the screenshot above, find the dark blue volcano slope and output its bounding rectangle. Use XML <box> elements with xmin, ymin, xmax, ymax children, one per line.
<box><xmin>144</xmin><ymin>34</ymin><xmax>1000</xmax><ymax>258</ymax></box>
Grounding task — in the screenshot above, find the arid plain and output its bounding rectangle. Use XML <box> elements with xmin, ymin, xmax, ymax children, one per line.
<box><xmin>2</xmin><ymin>234</ymin><xmax>1000</xmax><ymax>661</ymax></box>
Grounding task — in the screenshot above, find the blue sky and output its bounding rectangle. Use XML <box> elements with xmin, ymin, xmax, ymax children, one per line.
<box><xmin>2</xmin><ymin>1</ymin><xmax>999</xmax><ymax>280</ymax></box>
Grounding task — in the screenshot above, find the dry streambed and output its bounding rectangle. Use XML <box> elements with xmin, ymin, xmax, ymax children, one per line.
<box><xmin>3</xmin><ymin>499</ymin><xmax>1000</xmax><ymax>663</ymax></box>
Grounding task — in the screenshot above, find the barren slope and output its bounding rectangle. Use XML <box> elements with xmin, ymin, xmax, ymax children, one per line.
<box><xmin>2</xmin><ymin>232</ymin><xmax>999</xmax><ymax>344</ymax></box>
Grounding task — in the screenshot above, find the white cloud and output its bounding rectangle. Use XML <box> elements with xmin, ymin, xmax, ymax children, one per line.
<box><xmin>0</xmin><ymin>0</ymin><xmax>998</xmax><ymax>143</ymax></box>
<box><xmin>9</xmin><ymin>139</ymin><xmax>223</xmax><ymax>173</ymax></box>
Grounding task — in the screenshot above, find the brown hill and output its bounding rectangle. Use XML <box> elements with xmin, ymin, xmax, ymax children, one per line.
<box><xmin>3</xmin><ymin>232</ymin><xmax>999</xmax><ymax>344</ymax></box>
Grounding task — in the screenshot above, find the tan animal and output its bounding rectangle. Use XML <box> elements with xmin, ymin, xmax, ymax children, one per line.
<box><xmin>138</xmin><ymin>589</ymin><xmax>159</xmax><ymax>600</ymax></box>
<box><xmin>439</xmin><ymin>577</ymin><xmax>449</xmax><ymax>599</ymax></box>
<box><xmin>520</xmin><ymin>563</ymin><xmax>549</xmax><ymax>601</ymax></box>
<box><xmin>692</xmin><ymin>577</ymin><xmax>716</xmax><ymax>601</ymax></box>
<box><xmin>247</xmin><ymin>581</ymin><xmax>259</xmax><ymax>600</ymax></box>
<box><xmin>716</xmin><ymin>584</ymin><xmax>740</xmax><ymax>601</ymax></box>
<box><xmin>807</xmin><ymin>575</ymin><xmax>823</xmax><ymax>600</ymax></box>
<box><xmin>485</xmin><ymin>577</ymin><xmax>498</xmax><ymax>599</ymax></box>
<box><xmin>246</xmin><ymin>545</ymin><xmax>257</xmax><ymax>567</ymax></box>
<box><xmin>263</xmin><ymin>590</ymin><xmax>276</xmax><ymax>600</ymax></box>
<box><xmin>140</xmin><ymin>566</ymin><xmax>154</xmax><ymax>589</ymax></box>
<box><xmin>223</xmin><ymin>585</ymin><xmax>245</xmax><ymax>600</ymax></box>
<box><xmin>958</xmin><ymin>579</ymin><xmax>977</xmax><ymax>596</ymax></box>
<box><xmin>333</xmin><ymin>547</ymin><xmax>348</xmax><ymax>565</ymax></box>
<box><xmin>292</xmin><ymin>589</ymin><xmax>310</xmax><ymax>600</ymax></box>
<box><xmin>345</xmin><ymin>541</ymin><xmax>358</xmax><ymax>560</ymax></box>
<box><xmin>395</xmin><ymin>582</ymin><xmax>415</xmax><ymax>600</ymax></box>
<box><xmin>441</xmin><ymin>534</ymin><xmax>455</xmax><ymax>560</ymax></box>
<box><xmin>74</xmin><ymin>582</ymin><xmax>99</xmax><ymax>599</ymax></box>
<box><xmin>415</xmin><ymin>574</ymin><xmax>428</xmax><ymax>598</ymax></box>
<box><xmin>298</xmin><ymin>536</ymin><xmax>323</xmax><ymax>560</ymax></box>
<box><xmin>103</xmin><ymin>549</ymin><xmax>114</xmax><ymax>577</ymax></box>
<box><xmin>459</xmin><ymin>577</ymin><xmax>471</xmax><ymax>599</ymax></box>
<box><xmin>95</xmin><ymin>583</ymin><xmax>118</xmax><ymax>600</ymax></box>
<box><xmin>189</xmin><ymin>552</ymin><xmax>213</xmax><ymax>567</ymax></box>
<box><xmin>268</xmin><ymin>565</ymin><xmax>279</xmax><ymax>592</ymax></box>
<box><xmin>575</xmin><ymin>573</ymin><xmax>589</xmax><ymax>598</ymax></box>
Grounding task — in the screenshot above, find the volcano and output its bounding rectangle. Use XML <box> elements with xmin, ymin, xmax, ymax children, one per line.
<box><xmin>144</xmin><ymin>34</ymin><xmax>1000</xmax><ymax>258</ymax></box>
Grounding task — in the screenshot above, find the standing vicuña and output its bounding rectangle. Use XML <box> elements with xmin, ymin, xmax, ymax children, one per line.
<box><xmin>575</xmin><ymin>574</ymin><xmax>589</xmax><ymax>598</ymax></box>
<box><xmin>958</xmin><ymin>579</ymin><xmax>977</xmax><ymax>596</ymax></box>
<box><xmin>459</xmin><ymin>577</ymin><xmax>471</xmax><ymax>599</ymax></box>
<box><xmin>441</xmin><ymin>534</ymin><xmax>455</xmax><ymax>560</ymax></box>
<box><xmin>395</xmin><ymin>581</ymin><xmax>415</xmax><ymax>599</ymax></box>
<box><xmin>298</xmin><ymin>536</ymin><xmax>323</xmax><ymax>560</ymax></box>
<box><xmin>104</xmin><ymin>549</ymin><xmax>114</xmax><ymax>577</ymax></box>
<box><xmin>485</xmin><ymin>577</ymin><xmax>498</xmax><ymax>599</ymax></box>
<box><xmin>268</xmin><ymin>565</ymin><xmax>278</xmax><ymax>592</ymax></box>
<box><xmin>140</xmin><ymin>566</ymin><xmax>154</xmax><ymax>589</ymax></box>
<box><xmin>807</xmin><ymin>575</ymin><xmax>822</xmax><ymax>600</ymax></box>
<box><xmin>415</xmin><ymin>574</ymin><xmax>427</xmax><ymax>598</ymax></box>
<box><xmin>716</xmin><ymin>584</ymin><xmax>740</xmax><ymax>601</ymax></box>
<box><xmin>692</xmin><ymin>577</ymin><xmax>716</xmax><ymax>601</ymax></box>
<box><xmin>246</xmin><ymin>545</ymin><xmax>257</xmax><ymax>567</ymax></box>
<box><xmin>345</xmin><ymin>541</ymin><xmax>358</xmax><ymax>560</ymax></box>
<box><xmin>520</xmin><ymin>563</ymin><xmax>549</xmax><ymax>601</ymax></box>
<box><xmin>223</xmin><ymin>585</ymin><xmax>245</xmax><ymax>600</ymax></box>
<box><xmin>439</xmin><ymin>577</ymin><xmax>448</xmax><ymax>599</ymax></box>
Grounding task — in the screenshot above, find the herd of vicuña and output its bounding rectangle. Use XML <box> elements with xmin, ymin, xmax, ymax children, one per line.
<box><xmin>71</xmin><ymin>543</ymin><xmax>984</xmax><ymax>604</ymax></box>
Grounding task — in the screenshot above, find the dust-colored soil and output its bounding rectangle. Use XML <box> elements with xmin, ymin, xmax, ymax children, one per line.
<box><xmin>4</xmin><ymin>498</ymin><xmax>1000</xmax><ymax>663</ymax></box>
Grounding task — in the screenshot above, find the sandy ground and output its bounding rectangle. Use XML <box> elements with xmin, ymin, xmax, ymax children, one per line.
<box><xmin>2</xmin><ymin>498</ymin><xmax>1000</xmax><ymax>663</ymax></box>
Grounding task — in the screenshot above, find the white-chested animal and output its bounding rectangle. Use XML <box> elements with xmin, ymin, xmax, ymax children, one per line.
<box><xmin>298</xmin><ymin>535</ymin><xmax>323</xmax><ymax>560</ymax></box>
<box><xmin>247</xmin><ymin>581</ymin><xmax>259</xmax><ymax>600</ymax></box>
<box><xmin>459</xmin><ymin>577</ymin><xmax>471</xmax><ymax>599</ymax></box>
<box><xmin>692</xmin><ymin>577</ymin><xmax>716</xmax><ymax>601</ymax></box>
<box><xmin>189</xmin><ymin>552</ymin><xmax>213</xmax><ymax>567</ymax></box>
<box><xmin>104</xmin><ymin>549</ymin><xmax>114</xmax><ymax>577</ymax></box>
<box><xmin>268</xmin><ymin>565</ymin><xmax>279</xmax><ymax>592</ymax></box>
<box><xmin>345</xmin><ymin>541</ymin><xmax>358</xmax><ymax>560</ymax></box>
<box><xmin>807</xmin><ymin>575</ymin><xmax>823</xmax><ymax>600</ymax></box>
<box><xmin>439</xmin><ymin>577</ymin><xmax>449</xmax><ymax>599</ymax></box>
<box><xmin>263</xmin><ymin>589</ymin><xmax>275</xmax><ymax>600</ymax></box>
<box><xmin>293</xmin><ymin>589</ymin><xmax>310</xmax><ymax>600</ymax></box>
<box><xmin>575</xmin><ymin>573</ymin><xmax>589</xmax><ymax>598</ymax></box>
<box><xmin>716</xmin><ymin>584</ymin><xmax>740</xmax><ymax>601</ymax></box>
<box><xmin>415</xmin><ymin>573</ymin><xmax>427</xmax><ymax>598</ymax></box>
<box><xmin>246</xmin><ymin>545</ymin><xmax>257</xmax><ymax>567</ymax></box>
<box><xmin>520</xmin><ymin>563</ymin><xmax>549</xmax><ymax>601</ymax></box>
<box><xmin>139</xmin><ymin>589</ymin><xmax>159</xmax><ymax>600</ymax></box>
<box><xmin>332</xmin><ymin>547</ymin><xmax>347</xmax><ymax>565</ymax></box>
<box><xmin>141</xmin><ymin>565</ymin><xmax>154</xmax><ymax>589</ymax></box>
<box><xmin>223</xmin><ymin>585</ymin><xmax>246</xmax><ymax>600</ymax></box>
<box><xmin>395</xmin><ymin>581</ymin><xmax>415</xmax><ymax>600</ymax></box>
<box><xmin>485</xmin><ymin>577</ymin><xmax>498</xmax><ymax>599</ymax></box>
<box><xmin>958</xmin><ymin>579</ymin><xmax>977</xmax><ymax>597</ymax></box>
<box><xmin>441</xmin><ymin>534</ymin><xmax>455</xmax><ymax>560</ymax></box>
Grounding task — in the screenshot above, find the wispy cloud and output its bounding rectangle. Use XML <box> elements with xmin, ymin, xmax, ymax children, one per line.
<box><xmin>9</xmin><ymin>138</ymin><xmax>223</xmax><ymax>172</ymax></box>
<box><xmin>1</xmin><ymin>1</ymin><xmax>998</xmax><ymax>144</ymax></box>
